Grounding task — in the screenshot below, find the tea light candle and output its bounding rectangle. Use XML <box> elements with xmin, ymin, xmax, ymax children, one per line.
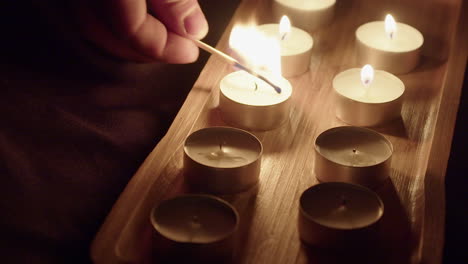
<box><xmin>356</xmin><ymin>14</ymin><xmax>424</xmax><ymax>74</ymax></box>
<box><xmin>333</xmin><ymin>65</ymin><xmax>405</xmax><ymax>127</ymax></box>
<box><xmin>272</xmin><ymin>0</ymin><xmax>336</xmax><ymax>32</ymax></box>
<box><xmin>298</xmin><ymin>182</ymin><xmax>384</xmax><ymax>248</ymax></box>
<box><xmin>257</xmin><ymin>16</ymin><xmax>313</xmax><ymax>77</ymax></box>
<box><xmin>184</xmin><ymin>127</ymin><xmax>262</xmax><ymax>194</ymax></box>
<box><xmin>314</xmin><ymin>126</ymin><xmax>393</xmax><ymax>188</ymax></box>
<box><xmin>150</xmin><ymin>194</ymin><xmax>238</xmax><ymax>261</ymax></box>
<box><xmin>219</xmin><ymin>70</ymin><xmax>292</xmax><ymax>131</ymax></box>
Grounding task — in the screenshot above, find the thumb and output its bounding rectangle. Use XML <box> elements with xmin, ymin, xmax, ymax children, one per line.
<box><xmin>150</xmin><ymin>0</ymin><xmax>209</xmax><ymax>39</ymax></box>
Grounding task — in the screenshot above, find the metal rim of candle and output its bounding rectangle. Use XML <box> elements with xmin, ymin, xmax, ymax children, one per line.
<box><xmin>299</xmin><ymin>182</ymin><xmax>384</xmax><ymax>230</ymax></box>
<box><xmin>356</xmin><ymin>21</ymin><xmax>424</xmax><ymax>53</ymax></box>
<box><xmin>333</xmin><ymin>68</ymin><xmax>405</xmax><ymax>105</ymax></box>
<box><xmin>314</xmin><ymin>126</ymin><xmax>393</xmax><ymax>168</ymax></box>
<box><xmin>219</xmin><ymin>71</ymin><xmax>293</xmax><ymax>131</ymax></box>
<box><xmin>150</xmin><ymin>194</ymin><xmax>239</xmax><ymax>244</ymax></box>
<box><xmin>220</xmin><ymin>71</ymin><xmax>293</xmax><ymax>107</ymax></box>
<box><xmin>221</xmin><ymin>91</ymin><xmax>291</xmax><ymax>107</ymax></box>
<box><xmin>184</xmin><ymin>126</ymin><xmax>263</xmax><ymax>168</ymax></box>
<box><xmin>274</xmin><ymin>0</ymin><xmax>336</xmax><ymax>12</ymax></box>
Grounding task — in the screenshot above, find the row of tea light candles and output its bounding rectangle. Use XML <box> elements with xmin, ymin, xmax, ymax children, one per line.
<box><xmin>150</xmin><ymin>0</ymin><xmax>423</xmax><ymax>259</ymax></box>
<box><xmin>222</xmin><ymin>11</ymin><xmax>418</xmax><ymax>129</ymax></box>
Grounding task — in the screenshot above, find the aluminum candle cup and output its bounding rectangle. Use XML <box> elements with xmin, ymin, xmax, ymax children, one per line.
<box><xmin>184</xmin><ymin>127</ymin><xmax>262</xmax><ymax>194</ymax></box>
<box><xmin>314</xmin><ymin>126</ymin><xmax>393</xmax><ymax>188</ymax></box>
<box><xmin>219</xmin><ymin>70</ymin><xmax>292</xmax><ymax>131</ymax></box>
<box><xmin>272</xmin><ymin>0</ymin><xmax>336</xmax><ymax>32</ymax></box>
<box><xmin>257</xmin><ymin>23</ymin><xmax>313</xmax><ymax>77</ymax></box>
<box><xmin>298</xmin><ymin>182</ymin><xmax>384</xmax><ymax>248</ymax></box>
<box><xmin>150</xmin><ymin>194</ymin><xmax>239</xmax><ymax>262</ymax></box>
<box><xmin>356</xmin><ymin>20</ymin><xmax>424</xmax><ymax>74</ymax></box>
<box><xmin>333</xmin><ymin>68</ymin><xmax>405</xmax><ymax>127</ymax></box>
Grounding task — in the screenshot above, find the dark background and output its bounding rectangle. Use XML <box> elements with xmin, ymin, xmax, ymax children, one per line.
<box><xmin>443</xmin><ymin>64</ymin><xmax>467</xmax><ymax>263</ymax></box>
<box><xmin>0</xmin><ymin>1</ymin><xmax>465</xmax><ymax>263</ymax></box>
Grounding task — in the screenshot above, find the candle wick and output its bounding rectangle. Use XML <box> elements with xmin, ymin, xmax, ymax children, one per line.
<box><xmin>281</xmin><ymin>33</ymin><xmax>287</xmax><ymax>41</ymax></box>
<box><xmin>234</xmin><ymin>63</ymin><xmax>281</xmax><ymax>93</ymax></box>
<box><xmin>188</xmin><ymin>213</ymin><xmax>202</xmax><ymax>243</ymax></box>
<box><xmin>389</xmin><ymin>31</ymin><xmax>394</xmax><ymax>40</ymax></box>
<box><xmin>219</xmin><ymin>142</ymin><xmax>223</xmax><ymax>151</ymax></box>
<box><xmin>192</xmin><ymin>215</ymin><xmax>199</xmax><ymax>223</ymax></box>
<box><xmin>352</xmin><ymin>149</ymin><xmax>357</xmax><ymax>154</ymax></box>
<box><xmin>363</xmin><ymin>84</ymin><xmax>371</xmax><ymax>98</ymax></box>
<box><xmin>340</xmin><ymin>195</ymin><xmax>347</xmax><ymax>206</ymax></box>
<box><xmin>254</xmin><ymin>82</ymin><xmax>258</xmax><ymax>92</ymax></box>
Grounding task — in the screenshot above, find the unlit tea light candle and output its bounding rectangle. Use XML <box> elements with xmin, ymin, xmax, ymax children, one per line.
<box><xmin>333</xmin><ymin>64</ymin><xmax>405</xmax><ymax>127</ymax></box>
<box><xmin>356</xmin><ymin>14</ymin><xmax>424</xmax><ymax>74</ymax></box>
<box><xmin>219</xmin><ymin>70</ymin><xmax>292</xmax><ymax>131</ymax></box>
<box><xmin>299</xmin><ymin>182</ymin><xmax>384</xmax><ymax>248</ymax></box>
<box><xmin>272</xmin><ymin>0</ymin><xmax>336</xmax><ymax>32</ymax></box>
<box><xmin>151</xmin><ymin>194</ymin><xmax>238</xmax><ymax>243</ymax></box>
<box><xmin>184</xmin><ymin>127</ymin><xmax>262</xmax><ymax>194</ymax></box>
<box><xmin>150</xmin><ymin>194</ymin><xmax>238</xmax><ymax>261</ymax></box>
<box><xmin>258</xmin><ymin>16</ymin><xmax>313</xmax><ymax>77</ymax></box>
<box><xmin>314</xmin><ymin>126</ymin><xmax>393</xmax><ymax>188</ymax></box>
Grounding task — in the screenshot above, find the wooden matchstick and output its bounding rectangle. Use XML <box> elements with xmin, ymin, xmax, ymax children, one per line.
<box><xmin>193</xmin><ymin>39</ymin><xmax>282</xmax><ymax>94</ymax></box>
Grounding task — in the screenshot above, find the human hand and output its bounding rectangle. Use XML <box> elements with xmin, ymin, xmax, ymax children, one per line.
<box><xmin>73</xmin><ymin>0</ymin><xmax>209</xmax><ymax>63</ymax></box>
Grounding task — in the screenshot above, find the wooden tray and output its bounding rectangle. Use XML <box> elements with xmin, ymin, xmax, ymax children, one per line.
<box><xmin>91</xmin><ymin>0</ymin><xmax>467</xmax><ymax>263</ymax></box>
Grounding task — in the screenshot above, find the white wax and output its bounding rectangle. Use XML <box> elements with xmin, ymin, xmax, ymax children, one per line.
<box><xmin>257</xmin><ymin>24</ymin><xmax>313</xmax><ymax>57</ymax></box>
<box><xmin>333</xmin><ymin>68</ymin><xmax>404</xmax><ymax>104</ymax></box>
<box><xmin>220</xmin><ymin>70</ymin><xmax>292</xmax><ymax>106</ymax></box>
<box><xmin>184</xmin><ymin>127</ymin><xmax>262</xmax><ymax>168</ymax></box>
<box><xmin>152</xmin><ymin>195</ymin><xmax>238</xmax><ymax>243</ymax></box>
<box><xmin>356</xmin><ymin>21</ymin><xmax>423</xmax><ymax>53</ymax></box>
<box><xmin>275</xmin><ymin>0</ymin><xmax>336</xmax><ymax>11</ymax></box>
<box><xmin>273</xmin><ymin>0</ymin><xmax>335</xmax><ymax>32</ymax></box>
<box><xmin>315</xmin><ymin>126</ymin><xmax>392</xmax><ymax>167</ymax></box>
<box><xmin>301</xmin><ymin>182</ymin><xmax>383</xmax><ymax>229</ymax></box>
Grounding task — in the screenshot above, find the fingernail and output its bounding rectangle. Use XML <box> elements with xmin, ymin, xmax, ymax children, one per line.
<box><xmin>184</xmin><ymin>9</ymin><xmax>208</xmax><ymax>39</ymax></box>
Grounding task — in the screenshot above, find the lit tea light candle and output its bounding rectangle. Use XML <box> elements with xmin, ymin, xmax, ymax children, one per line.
<box><xmin>314</xmin><ymin>126</ymin><xmax>393</xmax><ymax>188</ymax></box>
<box><xmin>257</xmin><ymin>16</ymin><xmax>313</xmax><ymax>77</ymax></box>
<box><xmin>184</xmin><ymin>127</ymin><xmax>262</xmax><ymax>194</ymax></box>
<box><xmin>356</xmin><ymin>14</ymin><xmax>424</xmax><ymax>74</ymax></box>
<box><xmin>272</xmin><ymin>0</ymin><xmax>336</xmax><ymax>32</ymax></box>
<box><xmin>219</xmin><ymin>71</ymin><xmax>292</xmax><ymax>130</ymax></box>
<box><xmin>150</xmin><ymin>194</ymin><xmax>238</xmax><ymax>261</ymax></box>
<box><xmin>223</xmin><ymin>25</ymin><xmax>293</xmax><ymax>130</ymax></box>
<box><xmin>298</xmin><ymin>182</ymin><xmax>384</xmax><ymax>248</ymax></box>
<box><xmin>333</xmin><ymin>64</ymin><xmax>405</xmax><ymax>127</ymax></box>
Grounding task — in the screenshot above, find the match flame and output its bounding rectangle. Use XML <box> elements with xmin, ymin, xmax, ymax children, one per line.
<box><xmin>360</xmin><ymin>64</ymin><xmax>374</xmax><ymax>87</ymax></box>
<box><xmin>229</xmin><ymin>24</ymin><xmax>282</xmax><ymax>77</ymax></box>
<box><xmin>385</xmin><ymin>14</ymin><xmax>397</xmax><ymax>40</ymax></box>
<box><xmin>279</xmin><ymin>16</ymin><xmax>291</xmax><ymax>40</ymax></box>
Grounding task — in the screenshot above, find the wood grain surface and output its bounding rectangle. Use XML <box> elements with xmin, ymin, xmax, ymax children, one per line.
<box><xmin>91</xmin><ymin>0</ymin><xmax>467</xmax><ymax>263</ymax></box>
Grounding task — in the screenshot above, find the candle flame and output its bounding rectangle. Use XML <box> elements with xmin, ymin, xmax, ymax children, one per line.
<box><xmin>229</xmin><ymin>24</ymin><xmax>282</xmax><ymax>77</ymax></box>
<box><xmin>279</xmin><ymin>16</ymin><xmax>291</xmax><ymax>40</ymax></box>
<box><xmin>360</xmin><ymin>64</ymin><xmax>374</xmax><ymax>87</ymax></box>
<box><xmin>385</xmin><ymin>14</ymin><xmax>397</xmax><ymax>40</ymax></box>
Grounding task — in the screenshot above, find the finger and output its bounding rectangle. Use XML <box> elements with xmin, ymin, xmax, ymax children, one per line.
<box><xmin>74</xmin><ymin>1</ymin><xmax>199</xmax><ymax>63</ymax></box>
<box><xmin>130</xmin><ymin>14</ymin><xmax>200</xmax><ymax>63</ymax></box>
<box><xmin>149</xmin><ymin>0</ymin><xmax>209</xmax><ymax>39</ymax></box>
<box><xmin>74</xmin><ymin>1</ymin><xmax>152</xmax><ymax>62</ymax></box>
<box><xmin>109</xmin><ymin>0</ymin><xmax>200</xmax><ymax>63</ymax></box>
